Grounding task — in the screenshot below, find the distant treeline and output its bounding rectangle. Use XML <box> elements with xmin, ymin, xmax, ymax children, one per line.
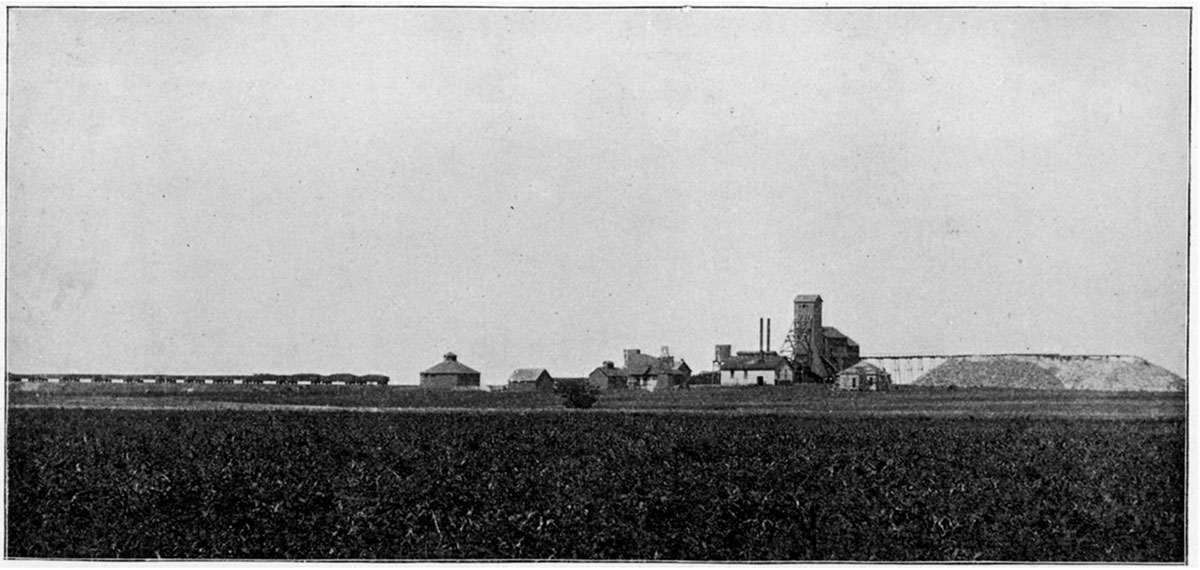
<box><xmin>7</xmin><ymin>373</ymin><xmax>390</xmax><ymax>385</ymax></box>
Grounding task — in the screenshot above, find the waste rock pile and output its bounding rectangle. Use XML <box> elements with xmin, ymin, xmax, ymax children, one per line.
<box><xmin>914</xmin><ymin>355</ymin><xmax>1184</xmax><ymax>392</ymax></box>
<box><xmin>915</xmin><ymin>357</ymin><xmax>1063</xmax><ymax>390</ymax></box>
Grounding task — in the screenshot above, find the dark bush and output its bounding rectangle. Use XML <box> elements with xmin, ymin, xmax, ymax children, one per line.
<box><xmin>555</xmin><ymin>380</ymin><xmax>600</xmax><ymax>409</ymax></box>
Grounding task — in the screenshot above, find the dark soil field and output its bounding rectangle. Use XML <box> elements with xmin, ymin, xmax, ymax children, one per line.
<box><xmin>5</xmin><ymin>385</ymin><xmax>1186</xmax><ymax>561</ymax></box>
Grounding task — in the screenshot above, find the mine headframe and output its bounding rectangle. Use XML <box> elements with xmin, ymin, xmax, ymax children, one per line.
<box><xmin>781</xmin><ymin>314</ymin><xmax>836</xmax><ymax>382</ymax></box>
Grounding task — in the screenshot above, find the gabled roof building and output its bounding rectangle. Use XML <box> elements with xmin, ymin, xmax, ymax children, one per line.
<box><xmin>506</xmin><ymin>368</ymin><xmax>554</xmax><ymax>392</ymax></box>
<box><xmin>719</xmin><ymin>351</ymin><xmax>795</xmax><ymax>386</ymax></box>
<box><xmin>588</xmin><ymin>361</ymin><xmax>628</xmax><ymax>390</ymax></box>
<box><xmin>587</xmin><ymin>348</ymin><xmax>691</xmax><ymax>391</ymax></box>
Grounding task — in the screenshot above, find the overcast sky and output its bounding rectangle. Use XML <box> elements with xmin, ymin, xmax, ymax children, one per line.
<box><xmin>7</xmin><ymin>8</ymin><xmax>1189</xmax><ymax>383</ymax></box>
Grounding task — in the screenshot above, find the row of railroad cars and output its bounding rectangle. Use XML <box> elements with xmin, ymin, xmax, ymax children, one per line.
<box><xmin>6</xmin><ymin>373</ymin><xmax>390</xmax><ymax>385</ymax></box>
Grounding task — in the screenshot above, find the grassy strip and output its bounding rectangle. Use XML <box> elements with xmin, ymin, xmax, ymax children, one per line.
<box><xmin>8</xmin><ymin>383</ymin><xmax>1185</xmax><ymax>420</ymax></box>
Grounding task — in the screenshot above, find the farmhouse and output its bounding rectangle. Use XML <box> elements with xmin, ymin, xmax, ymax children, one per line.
<box><xmin>588</xmin><ymin>361</ymin><xmax>627</xmax><ymax>390</ymax></box>
<box><xmin>587</xmin><ymin>348</ymin><xmax>691</xmax><ymax>391</ymax></box>
<box><xmin>419</xmin><ymin>352</ymin><xmax>481</xmax><ymax>389</ymax></box>
<box><xmin>506</xmin><ymin>368</ymin><xmax>554</xmax><ymax>391</ymax></box>
<box><xmin>835</xmin><ymin>361</ymin><xmax>892</xmax><ymax>391</ymax></box>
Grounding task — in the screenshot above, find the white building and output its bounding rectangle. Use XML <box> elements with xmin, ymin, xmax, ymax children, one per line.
<box><xmin>719</xmin><ymin>352</ymin><xmax>795</xmax><ymax>386</ymax></box>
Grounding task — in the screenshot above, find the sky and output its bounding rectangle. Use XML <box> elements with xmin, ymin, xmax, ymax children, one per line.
<box><xmin>7</xmin><ymin>8</ymin><xmax>1190</xmax><ymax>384</ymax></box>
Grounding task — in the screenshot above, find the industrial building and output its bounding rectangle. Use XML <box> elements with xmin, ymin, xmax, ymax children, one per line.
<box><xmin>719</xmin><ymin>352</ymin><xmax>795</xmax><ymax>386</ymax></box>
<box><xmin>822</xmin><ymin>327</ymin><xmax>861</xmax><ymax>373</ymax></box>
<box><xmin>419</xmin><ymin>352</ymin><xmax>481</xmax><ymax>389</ymax></box>
<box><xmin>506</xmin><ymin>368</ymin><xmax>554</xmax><ymax>391</ymax></box>
<box><xmin>781</xmin><ymin>294</ymin><xmax>862</xmax><ymax>381</ymax></box>
<box><xmin>715</xmin><ymin>318</ymin><xmax>796</xmax><ymax>385</ymax></box>
<box><xmin>713</xmin><ymin>295</ymin><xmax>863</xmax><ymax>384</ymax></box>
<box><xmin>835</xmin><ymin>361</ymin><xmax>892</xmax><ymax>391</ymax></box>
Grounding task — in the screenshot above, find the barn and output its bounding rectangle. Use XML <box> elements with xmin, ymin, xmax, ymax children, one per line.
<box><xmin>506</xmin><ymin>368</ymin><xmax>554</xmax><ymax>391</ymax></box>
<box><xmin>835</xmin><ymin>361</ymin><xmax>892</xmax><ymax>391</ymax></box>
<box><xmin>419</xmin><ymin>352</ymin><xmax>481</xmax><ymax>389</ymax></box>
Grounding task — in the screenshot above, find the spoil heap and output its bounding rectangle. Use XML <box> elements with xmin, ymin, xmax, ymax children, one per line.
<box><xmin>916</xmin><ymin>358</ymin><xmax>1063</xmax><ymax>390</ymax></box>
<box><xmin>914</xmin><ymin>355</ymin><xmax>1184</xmax><ymax>392</ymax></box>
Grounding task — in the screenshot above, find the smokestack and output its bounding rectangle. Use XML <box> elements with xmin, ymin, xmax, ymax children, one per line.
<box><xmin>759</xmin><ymin>318</ymin><xmax>764</xmax><ymax>352</ymax></box>
<box><xmin>767</xmin><ymin>318</ymin><xmax>771</xmax><ymax>352</ymax></box>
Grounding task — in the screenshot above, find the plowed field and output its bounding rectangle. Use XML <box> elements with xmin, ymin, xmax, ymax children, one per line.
<box><xmin>7</xmin><ymin>408</ymin><xmax>1184</xmax><ymax>561</ymax></box>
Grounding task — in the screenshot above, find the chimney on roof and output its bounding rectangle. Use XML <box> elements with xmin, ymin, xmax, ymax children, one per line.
<box><xmin>444</xmin><ymin>352</ymin><xmax>458</xmax><ymax>362</ymax></box>
<box><xmin>623</xmin><ymin>349</ymin><xmax>640</xmax><ymax>368</ymax></box>
<box><xmin>603</xmin><ymin>361</ymin><xmax>614</xmax><ymax>369</ymax></box>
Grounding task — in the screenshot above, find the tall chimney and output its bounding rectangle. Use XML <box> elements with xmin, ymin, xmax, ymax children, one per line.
<box><xmin>767</xmin><ymin>318</ymin><xmax>771</xmax><ymax>352</ymax></box>
<box><xmin>759</xmin><ymin>318</ymin><xmax>764</xmax><ymax>352</ymax></box>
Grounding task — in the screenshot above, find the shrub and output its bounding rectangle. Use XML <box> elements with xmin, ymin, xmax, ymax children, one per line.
<box><xmin>555</xmin><ymin>380</ymin><xmax>600</xmax><ymax>409</ymax></box>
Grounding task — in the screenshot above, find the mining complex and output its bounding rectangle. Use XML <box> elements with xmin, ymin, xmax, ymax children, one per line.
<box><xmin>7</xmin><ymin>292</ymin><xmax>1184</xmax><ymax>393</ymax></box>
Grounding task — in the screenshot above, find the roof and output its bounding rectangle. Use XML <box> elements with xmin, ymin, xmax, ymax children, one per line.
<box><xmin>823</xmin><ymin>327</ymin><xmax>860</xmax><ymax>347</ymax></box>
<box><xmin>555</xmin><ymin>377</ymin><xmax>589</xmax><ymax>385</ymax></box>
<box><xmin>421</xmin><ymin>355</ymin><xmax>480</xmax><ymax>376</ymax></box>
<box><xmin>507</xmin><ymin>368</ymin><xmax>550</xmax><ymax>383</ymax></box>
<box><xmin>794</xmin><ymin>294</ymin><xmax>822</xmax><ymax>303</ymax></box>
<box><xmin>594</xmin><ymin>363</ymin><xmax>685</xmax><ymax>377</ymax></box>
<box><xmin>626</xmin><ymin>364</ymin><xmax>657</xmax><ymax>377</ymax></box>
<box><xmin>590</xmin><ymin>366</ymin><xmax>626</xmax><ymax>378</ymax></box>
<box><xmin>838</xmin><ymin>361</ymin><xmax>886</xmax><ymax>375</ymax></box>
<box><xmin>720</xmin><ymin>353</ymin><xmax>792</xmax><ymax>371</ymax></box>
<box><xmin>822</xmin><ymin>327</ymin><xmax>847</xmax><ymax>339</ymax></box>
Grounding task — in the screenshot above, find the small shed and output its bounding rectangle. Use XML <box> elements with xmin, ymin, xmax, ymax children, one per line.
<box><xmin>420</xmin><ymin>352</ymin><xmax>481</xmax><ymax>389</ymax></box>
<box><xmin>506</xmin><ymin>368</ymin><xmax>554</xmax><ymax>392</ymax></box>
<box><xmin>836</xmin><ymin>361</ymin><xmax>892</xmax><ymax>391</ymax></box>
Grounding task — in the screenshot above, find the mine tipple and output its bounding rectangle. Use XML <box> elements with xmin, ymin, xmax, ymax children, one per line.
<box><xmin>715</xmin><ymin>294</ymin><xmax>863</xmax><ymax>385</ymax></box>
<box><xmin>781</xmin><ymin>294</ymin><xmax>862</xmax><ymax>381</ymax></box>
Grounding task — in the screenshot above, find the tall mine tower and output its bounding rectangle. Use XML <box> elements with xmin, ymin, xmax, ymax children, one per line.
<box><xmin>782</xmin><ymin>294</ymin><xmax>832</xmax><ymax>381</ymax></box>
